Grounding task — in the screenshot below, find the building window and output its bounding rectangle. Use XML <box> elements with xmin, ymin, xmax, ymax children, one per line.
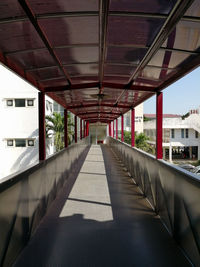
<box><xmin>171</xmin><ymin>129</ymin><xmax>175</xmax><ymax>138</ymax></box>
<box><xmin>195</xmin><ymin>131</ymin><xmax>198</xmax><ymax>138</ymax></box>
<box><xmin>6</xmin><ymin>98</ymin><xmax>34</xmax><ymax>107</ymax></box>
<box><xmin>6</xmin><ymin>139</ymin><xmax>35</xmax><ymax>147</ymax></box>
<box><xmin>186</xmin><ymin>129</ymin><xmax>189</xmax><ymax>138</ymax></box>
<box><xmin>15</xmin><ymin>99</ymin><xmax>25</xmax><ymax>107</ymax></box>
<box><xmin>181</xmin><ymin>129</ymin><xmax>184</xmax><ymax>138</ymax></box>
<box><xmin>6</xmin><ymin>99</ymin><xmax>13</xmax><ymax>106</ymax></box>
<box><xmin>7</xmin><ymin>139</ymin><xmax>14</xmax><ymax>146</ymax></box>
<box><xmin>15</xmin><ymin>139</ymin><xmax>26</xmax><ymax>147</ymax></box>
<box><xmin>46</xmin><ymin>100</ymin><xmax>53</xmax><ymax>112</ymax></box>
<box><xmin>27</xmin><ymin>99</ymin><xmax>34</xmax><ymax>106</ymax></box>
<box><xmin>27</xmin><ymin>139</ymin><xmax>34</xmax><ymax>146</ymax></box>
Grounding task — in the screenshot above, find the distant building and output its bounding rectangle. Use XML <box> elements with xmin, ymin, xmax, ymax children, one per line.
<box><xmin>117</xmin><ymin>103</ymin><xmax>143</xmax><ymax>134</ymax></box>
<box><xmin>144</xmin><ymin>112</ymin><xmax>200</xmax><ymax>161</ymax></box>
<box><xmin>0</xmin><ymin>65</ymin><xmax>54</xmax><ymax>179</ymax></box>
<box><xmin>144</xmin><ymin>114</ymin><xmax>181</xmax><ymax>119</ymax></box>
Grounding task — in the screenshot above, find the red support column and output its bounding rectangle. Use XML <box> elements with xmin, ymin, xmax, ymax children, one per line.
<box><xmin>131</xmin><ymin>108</ymin><xmax>135</xmax><ymax>147</ymax></box>
<box><xmin>156</xmin><ymin>92</ymin><xmax>163</xmax><ymax>159</ymax></box>
<box><xmin>64</xmin><ymin>109</ymin><xmax>68</xmax><ymax>148</ymax></box>
<box><xmin>84</xmin><ymin>120</ymin><xmax>86</xmax><ymax>138</ymax></box>
<box><xmin>75</xmin><ymin>115</ymin><xmax>77</xmax><ymax>143</ymax></box>
<box><xmin>86</xmin><ymin>122</ymin><xmax>89</xmax><ymax>136</ymax></box>
<box><xmin>116</xmin><ymin>119</ymin><xmax>118</xmax><ymax>139</ymax></box>
<box><xmin>39</xmin><ymin>92</ymin><xmax>46</xmax><ymax>160</ymax></box>
<box><xmin>109</xmin><ymin>123</ymin><xmax>111</xmax><ymax>136</ymax></box>
<box><xmin>121</xmin><ymin>114</ymin><xmax>124</xmax><ymax>142</ymax></box>
<box><xmin>80</xmin><ymin>119</ymin><xmax>82</xmax><ymax>140</ymax></box>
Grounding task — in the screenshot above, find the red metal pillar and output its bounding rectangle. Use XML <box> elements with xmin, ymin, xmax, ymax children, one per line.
<box><xmin>64</xmin><ymin>109</ymin><xmax>68</xmax><ymax>148</ymax></box>
<box><xmin>116</xmin><ymin>119</ymin><xmax>118</xmax><ymax>139</ymax></box>
<box><xmin>84</xmin><ymin>120</ymin><xmax>86</xmax><ymax>138</ymax></box>
<box><xmin>74</xmin><ymin>116</ymin><xmax>77</xmax><ymax>143</ymax></box>
<box><xmin>39</xmin><ymin>92</ymin><xmax>46</xmax><ymax>160</ymax></box>
<box><xmin>86</xmin><ymin>122</ymin><xmax>89</xmax><ymax>136</ymax></box>
<box><xmin>112</xmin><ymin>121</ymin><xmax>114</xmax><ymax>137</ymax></box>
<box><xmin>121</xmin><ymin>114</ymin><xmax>124</xmax><ymax>142</ymax></box>
<box><xmin>80</xmin><ymin>119</ymin><xmax>82</xmax><ymax>140</ymax></box>
<box><xmin>131</xmin><ymin>108</ymin><xmax>135</xmax><ymax>147</ymax></box>
<box><xmin>109</xmin><ymin>123</ymin><xmax>111</xmax><ymax>136</ymax></box>
<box><xmin>156</xmin><ymin>92</ymin><xmax>163</xmax><ymax>159</ymax></box>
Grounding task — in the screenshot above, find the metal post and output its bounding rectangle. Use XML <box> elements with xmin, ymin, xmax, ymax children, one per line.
<box><xmin>83</xmin><ymin>120</ymin><xmax>86</xmax><ymax>138</ymax></box>
<box><xmin>80</xmin><ymin>119</ymin><xmax>82</xmax><ymax>140</ymax></box>
<box><xmin>116</xmin><ymin>119</ymin><xmax>118</xmax><ymax>139</ymax></box>
<box><xmin>156</xmin><ymin>92</ymin><xmax>163</xmax><ymax>159</ymax></box>
<box><xmin>39</xmin><ymin>92</ymin><xmax>46</xmax><ymax>160</ymax></box>
<box><xmin>121</xmin><ymin>114</ymin><xmax>124</xmax><ymax>142</ymax></box>
<box><xmin>86</xmin><ymin>122</ymin><xmax>89</xmax><ymax>136</ymax></box>
<box><xmin>112</xmin><ymin>121</ymin><xmax>114</xmax><ymax>138</ymax></box>
<box><xmin>75</xmin><ymin>116</ymin><xmax>77</xmax><ymax>143</ymax></box>
<box><xmin>64</xmin><ymin>109</ymin><xmax>68</xmax><ymax>148</ymax></box>
<box><xmin>169</xmin><ymin>142</ymin><xmax>172</xmax><ymax>162</ymax></box>
<box><xmin>131</xmin><ymin>108</ymin><xmax>135</xmax><ymax>147</ymax></box>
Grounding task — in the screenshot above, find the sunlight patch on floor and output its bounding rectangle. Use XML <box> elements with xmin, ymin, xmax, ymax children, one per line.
<box><xmin>59</xmin><ymin>145</ymin><xmax>113</xmax><ymax>221</ymax></box>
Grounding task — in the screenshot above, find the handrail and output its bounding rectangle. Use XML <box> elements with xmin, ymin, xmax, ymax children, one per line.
<box><xmin>0</xmin><ymin>137</ymin><xmax>90</xmax><ymax>267</ymax></box>
<box><xmin>106</xmin><ymin>136</ymin><xmax>200</xmax><ymax>266</ymax></box>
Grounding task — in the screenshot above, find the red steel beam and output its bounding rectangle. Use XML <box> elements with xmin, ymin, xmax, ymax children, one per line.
<box><xmin>38</xmin><ymin>92</ymin><xmax>46</xmax><ymax>160</ymax></box>
<box><xmin>68</xmin><ymin>103</ymin><xmax>130</xmax><ymax>109</ymax></box>
<box><xmin>121</xmin><ymin>114</ymin><xmax>124</xmax><ymax>142</ymax></box>
<box><xmin>156</xmin><ymin>92</ymin><xmax>163</xmax><ymax>159</ymax></box>
<box><xmin>131</xmin><ymin>109</ymin><xmax>135</xmax><ymax>147</ymax></box>
<box><xmin>45</xmin><ymin>82</ymin><xmax>99</xmax><ymax>92</ymax></box>
<box><xmin>76</xmin><ymin>111</ymin><xmax>121</xmax><ymax>116</ymax></box>
<box><xmin>64</xmin><ymin>109</ymin><xmax>68</xmax><ymax>148</ymax></box>
<box><xmin>85</xmin><ymin>117</ymin><xmax>113</xmax><ymax>121</ymax></box>
<box><xmin>44</xmin><ymin>82</ymin><xmax>155</xmax><ymax>92</ymax></box>
<box><xmin>18</xmin><ymin>0</ymin><xmax>72</xmax><ymax>86</ymax></box>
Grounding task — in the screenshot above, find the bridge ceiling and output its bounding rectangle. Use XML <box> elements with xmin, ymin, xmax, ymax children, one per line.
<box><xmin>0</xmin><ymin>0</ymin><xmax>200</xmax><ymax>122</ymax></box>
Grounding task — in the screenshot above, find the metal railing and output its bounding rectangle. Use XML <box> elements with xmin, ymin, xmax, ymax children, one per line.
<box><xmin>0</xmin><ymin>138</ymin><xmax>90</xmax><ymax>267</ymax></box>
<box><xmin>106</xmin><ymin>136</ymin><xmax>200</xmax><ymax>266</ymax></box>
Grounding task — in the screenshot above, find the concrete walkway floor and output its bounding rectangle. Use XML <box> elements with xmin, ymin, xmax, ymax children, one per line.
<box><xmin>14</xmin><ymin>145</ymin><xmax>190</xmax><ymax>267</ymax></box>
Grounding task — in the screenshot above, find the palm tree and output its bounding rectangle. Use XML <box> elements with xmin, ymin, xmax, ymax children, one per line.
<box><xmin>45</xmin><ymin>112</ymin><xmax>74</xmax><ymax>152</ymax></box>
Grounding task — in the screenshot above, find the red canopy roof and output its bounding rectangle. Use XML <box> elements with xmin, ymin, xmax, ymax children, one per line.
<box><xmin>0</xmin><ymin>0</ymin><xmax>199</xmax><ymax>123</ymax></box>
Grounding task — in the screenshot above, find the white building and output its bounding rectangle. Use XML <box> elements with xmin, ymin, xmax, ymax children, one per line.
<box><xmin>118</xmin><ymin>103</ymin><xmax>143</xmax><ymax>134</ymax></box>
<box><xmin>144</xmin><ymin>112</ymin><xmax>200</xmax><ymax>161</ymax></box>
<box><xmin>0</xmin><ymin>64</ymin><xmax>54</xmax><ymax>179</ymax></box>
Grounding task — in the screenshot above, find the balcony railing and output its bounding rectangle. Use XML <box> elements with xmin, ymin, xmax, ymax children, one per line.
<box><xmin>0</xmin><ymin>137</ymin><xmax>90</xmax><ymax>267</ymax></box>
<box><xmin>106</xmin><ymin>136</ymin><xmax>200</xmax><ymax>266</ymax></box>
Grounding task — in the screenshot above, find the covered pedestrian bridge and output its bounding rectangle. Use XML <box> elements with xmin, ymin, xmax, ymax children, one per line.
<box><xmin>0</xmin><ymin>0</ymin><xmax>200</xmax><ymax>266</ymax></box>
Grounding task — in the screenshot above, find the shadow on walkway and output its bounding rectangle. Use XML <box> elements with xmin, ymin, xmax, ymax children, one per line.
<box><xmin>14</xmin><ymin>145</ymin><xmax>190</xmax><ymax>267</ymax></box>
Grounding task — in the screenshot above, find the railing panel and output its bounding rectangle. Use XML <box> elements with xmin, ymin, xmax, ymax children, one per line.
<box><xmin>0</xmin><ymin>138</ymin><xmax>90</xmax><ymax>267</ymax></box>
<box><xmin>106</xmin><ymin>137</ymin><xmax>200</xmax><ymax>266</ymax></box>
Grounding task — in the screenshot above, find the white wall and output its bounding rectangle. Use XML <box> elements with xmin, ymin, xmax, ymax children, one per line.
<box><xmin>170</xmin><ymin>128</ymin><xmax>200</xmax><ymax>147</ymax></box>
<box><xmin>120</xmin><ymin>103</ymin><xmax>144</xmax><ymax>133</ymax></box>
<box><xmin>144</xmin><ymin>113</ymin><xmax>200</xmax><ymax>160</ymax></box>
<box><xmin>0</xmin><ymin>64</ymin><xmax>54</xmax><ymax>179</ymax></box>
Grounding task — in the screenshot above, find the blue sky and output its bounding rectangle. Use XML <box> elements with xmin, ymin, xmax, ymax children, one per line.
<box><xmin>144</xmin><ymin>67</ymin><xmax>200</xmax><ymax>115</ymax></box>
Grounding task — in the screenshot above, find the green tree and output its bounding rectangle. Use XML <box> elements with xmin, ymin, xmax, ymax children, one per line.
<box><xmin>123</xmin><ymin>131</ymin><xmax>155</xmax><ymax>155</ymax></box>
<box><xmin>46</xmin><ymin>112</ymin><xmax>74</xmax><ymax>152</ymax></box>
